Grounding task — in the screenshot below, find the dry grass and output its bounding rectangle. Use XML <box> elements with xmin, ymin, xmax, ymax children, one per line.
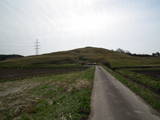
<box><xmin>0</xmin><ymin>47</ymin><xmax>160</xmax><ymax>69</ymax></box>
<box><xmin>0</xmin><ymin>67</ymin><xmax>94</xmax><ymax>120</ymax></box>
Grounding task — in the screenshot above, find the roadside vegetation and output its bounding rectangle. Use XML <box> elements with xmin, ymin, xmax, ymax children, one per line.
<box><xmin>104</xmin><ymin>66</ymin><xmax>160</xmax><ymax>112</ymax></box>
<box><xmin>115</xmin><ymin>68</ymin><xmax>160</xmax><ymax>93</ymax></box>
<box><xmin>0</xmin><ymin>67</ymin><xmax>94</xmax><ymax>120</ymax></box>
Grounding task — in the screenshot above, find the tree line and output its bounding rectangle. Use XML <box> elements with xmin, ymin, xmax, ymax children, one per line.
<box><xmin>116</xmin><ymin>48</ymin><xmax>160</xmax><ymax>57</ymax></box>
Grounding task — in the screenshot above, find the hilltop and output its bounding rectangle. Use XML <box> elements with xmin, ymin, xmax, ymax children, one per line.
<box><xmin>0</xmin><ymin>47</ymin><xmax>160</xmax><ymax>68</ymax></box>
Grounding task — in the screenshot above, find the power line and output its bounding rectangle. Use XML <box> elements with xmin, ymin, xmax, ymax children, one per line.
<box><xmin>35</xmin><ymin>39</ymin><xmax>40</xmax><ymax>55</ymax></box>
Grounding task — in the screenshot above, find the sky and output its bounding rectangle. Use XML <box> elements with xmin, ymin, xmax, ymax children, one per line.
<box><xmin>0</xmin><ymin>0</ymin><xmax>160</xmax><ymax>56</ymax></box>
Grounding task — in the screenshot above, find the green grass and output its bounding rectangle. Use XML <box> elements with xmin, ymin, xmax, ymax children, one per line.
<box><xmin>103</xmin><ymin>66</ymin><xmax>160</xmax><ymax>112</ymax></box>
<box><xmin>116</xmin><ymin>69</ymin><xmax>160</xmax><ymax>92</ymax></box>
<box><xmin>1</xmin><ymin>67</ymin><xmax>95</xmax><ymax>120</ymax></box>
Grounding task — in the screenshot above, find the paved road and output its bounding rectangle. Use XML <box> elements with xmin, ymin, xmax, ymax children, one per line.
<box><xmin>89</xmin><ymin>66</ymin><xmax>160</xmax><ymax>120</ymax></box>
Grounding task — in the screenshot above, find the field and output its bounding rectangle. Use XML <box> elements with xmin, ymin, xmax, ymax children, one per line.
<box><xmin>0</xmin><ymin>47</ymin><xmax>160</xmax><ymax>119</ymax></box>
<box><xmin>0</xmin><ymin>64</ymin><xmax>87</xmax><ymax>82</ymax></box>
<box><xmin>115</xmin><ymin>68</ymin><xmax>160</xmax><ymax>93</ymax></box>
<box><xmin>132</xmin><ymin>68</ymin><xmax>160</xmax><ymax>79</ymax></box>
<box><xmin>0</xmin><ymin>67</ymin><xmax>94</xmax><ymax>120</ymax></box>
<box><xmin>104</xmin><ymin>66</ymin><xmax>160</xmax><ymax>112</ymax></box>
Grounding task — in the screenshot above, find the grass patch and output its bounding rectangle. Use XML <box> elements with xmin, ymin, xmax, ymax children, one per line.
<box><xmin>103</xmin><ymin>66</ymin><xmax>160</xmax><ymax>112</ymax></box>
<box><xmin>115</xmin><ymin>69</ymin><xmax>160</xmax><ymax>93</ymax></box>
<box><xmin>0</xmin><ymin>67</ymin><xmax>95</xmax><ymax>120</ymax></box>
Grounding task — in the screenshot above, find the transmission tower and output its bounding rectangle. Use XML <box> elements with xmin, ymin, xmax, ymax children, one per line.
<box><xmin>35</xmin><ymin>39</ymin><xmax>40</xmax><ymax>55</ymax></box>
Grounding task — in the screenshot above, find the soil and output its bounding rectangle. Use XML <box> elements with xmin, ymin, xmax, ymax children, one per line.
<box><xmin>0</xmin><ymin>79</ymin><xmax>43</xmax><ymax>119</ymax></box>
<box><xmin>0</xmin><ymin>80</ymin><xmax>40</xmax><ymax>97</ymax></box>
<box><xmin>113</xmin><ymin>66</ymin><xmax>160</xmax><ymax>70</ymax></box>
<box><xmin>0</xmin><ymin>67</ymin><xmax>88</xmax><ymax>119</ymax></box>
<box><xmin>0</xmin><ymin>67</ymin><xmax>86</xmax><ymax>82</ymax></box>
<box><xmin>133</xmin><ymin>70</ymin><xmax>160</xmax><ymax>79</ymax></box>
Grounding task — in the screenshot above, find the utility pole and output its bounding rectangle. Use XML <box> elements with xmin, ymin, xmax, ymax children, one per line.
<box><xmin>35</xmin><ymin>39</ymin><xmax>40</xmax><ymax>55</ymax></box>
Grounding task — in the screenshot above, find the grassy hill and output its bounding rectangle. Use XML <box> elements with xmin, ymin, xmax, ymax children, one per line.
<box><xmin>0</xmin><ymin>54</ymin><xmax>23</xmax><ymax>61</ymax></box>
<box><xmin>0</xmin><ymin>47</ymin><xmax>160</xmax><ymax>119</ymax></box>
<box><xmin>0</xmin><ymin>47</ymin><xmax>160</xmax><ymax>68</ymax></box>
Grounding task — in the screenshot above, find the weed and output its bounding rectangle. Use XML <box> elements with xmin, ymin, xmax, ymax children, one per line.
<box><xmin>0</xmin><ymin>67</ymin><xmax>95</xmax><ymax>120</ymax></box>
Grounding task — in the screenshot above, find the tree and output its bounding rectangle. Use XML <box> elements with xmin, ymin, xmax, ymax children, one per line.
<box><xmin>152</xmin><ymin>52</ymin><xmax>160</xmax><ymax>56</ymax></box>
<box><xmin>116</xmin><ymin>48</ymin><xmax>125</xmax><ymax>53</ymax></box>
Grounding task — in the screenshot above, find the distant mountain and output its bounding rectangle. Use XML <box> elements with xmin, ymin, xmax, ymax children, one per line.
<box><xmin>0</xmin><ymin>47</ymin><xmax>159</xmax><ymax>68</ymax></box>
<box><xmin>0</xmin><ymin>54</ymin><xmax>23</xmax><ymax>61</ymax></box>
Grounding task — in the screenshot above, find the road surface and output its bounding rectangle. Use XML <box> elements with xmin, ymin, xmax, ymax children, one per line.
<box><xmin>89</xmin><ymin>66</ymin><xmax>160</xmax><ymax>120</ymax></box>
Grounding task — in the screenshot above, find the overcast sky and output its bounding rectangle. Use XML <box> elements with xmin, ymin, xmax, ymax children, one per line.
<box><xmin>0</xmin><ymin>0</ymin><xmax>160</xmax><ymax>56</ymax></box>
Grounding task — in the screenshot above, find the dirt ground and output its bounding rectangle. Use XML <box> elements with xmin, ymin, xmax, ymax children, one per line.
<box><xmin>0</xmin><ymin>68</ymin><xmax>86</xmax><ymax>82</ymax></box>
<box><xmin>133</xmin><ymin>70</ymin><xmax>160</xmax><ymax>79</ymax></box>
<box><xmin>0</xmin><ymin>78</ymin><xmax>43</xmax><ymax>119</ymax></box>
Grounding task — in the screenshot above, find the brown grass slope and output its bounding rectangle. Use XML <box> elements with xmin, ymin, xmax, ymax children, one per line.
<box><xmin>0</xmin><ymin>47</ymin><xmax>160</xmax><ymax>68</ymax></box>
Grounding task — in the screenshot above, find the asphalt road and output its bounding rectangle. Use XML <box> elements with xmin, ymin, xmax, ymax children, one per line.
<box><xmin>89</xmin><ymin>66</ymin><xmax>160</xmax><ymax>120</ymax></box>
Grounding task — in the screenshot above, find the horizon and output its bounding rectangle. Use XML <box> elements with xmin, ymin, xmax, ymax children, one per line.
<box><xmin>0</xmin><ymin>0</ymin><xmax>160</xmax><ymax>55</ymax></box>
<box><xmin>0</xmin><ymin>46</ymin><xmax>159</xmax><ymax>57</ymax></box>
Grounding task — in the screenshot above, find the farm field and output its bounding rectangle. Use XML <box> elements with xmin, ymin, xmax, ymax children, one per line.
<box><xmin>132</xmin><ymin>68</ymin><xmax>160</xmax><ymax>79</ymax></box>
<box><xmin>115</xmin><ymin>68</ymin><xmax>160</xmax><ymax>93</ymax></box>
<box><xmin>0</xmin><ymin>67</ymin><xmax>94</xmax><ymax>120</ymax></box>
<box><xmin>0</xmin><ymin>64</ymin><xmax>88</xmax><ymax>82</ymax></box>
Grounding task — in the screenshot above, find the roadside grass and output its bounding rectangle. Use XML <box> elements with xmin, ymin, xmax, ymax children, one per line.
<box><xmin>115</xmin><ymin>69</ymin><xmax>160</xmax><ymax>93</ymax></box>
<box><xmin>103</xmin><ymin>66</ymin><xmax>160</xmax><ymax>112</ymax></box>
<box><xmin>0</xmin><ymin>67</ymin><xmax>95</xmax><ymax>120</ymax></box>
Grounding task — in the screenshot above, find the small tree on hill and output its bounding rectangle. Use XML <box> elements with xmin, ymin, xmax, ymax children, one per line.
<box><xmin>152</xmin><ymin>52</ymin><xmax>160</xmax><ymax>56</ymax></box>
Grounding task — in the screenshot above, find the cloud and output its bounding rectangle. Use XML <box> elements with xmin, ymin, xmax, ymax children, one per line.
<box><xmin>0</xmin><ymin>0</ymin><xmax>159</xmax><ymax>55</ymax></box>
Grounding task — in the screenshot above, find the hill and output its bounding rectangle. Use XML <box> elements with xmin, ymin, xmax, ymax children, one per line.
<box><xmin>0</xmin><ymin>54</ymin><xmax>23</xmax><ymax>61</ymax></box>
<box><xmin>0</xmin><ymin>47</ymin><xmax>160</xmax><ymax>68</ymax></box>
